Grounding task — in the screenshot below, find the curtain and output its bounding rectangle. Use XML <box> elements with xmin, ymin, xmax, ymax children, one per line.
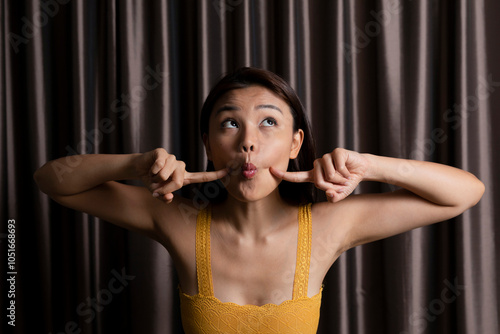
<box><xmin>1</xmin><ymin>0</ymin><xmax>499</xmax><ymax>333</ymax></box>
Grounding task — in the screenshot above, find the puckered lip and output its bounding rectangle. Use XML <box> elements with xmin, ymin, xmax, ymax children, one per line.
<box><xmin>240</xmin><ymin>162</ymin><xmax>257</xmax><ymax>179</ymax></box>
<box><xmin>242</xmin><ymin>163</ymin><xmax>257</xmax><ymax>171</ymax></box>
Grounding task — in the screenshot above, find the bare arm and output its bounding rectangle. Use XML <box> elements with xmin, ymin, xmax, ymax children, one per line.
<box><xmin>271</xmin><ymin>148</ymin><xmax>485</xmax><ymax>250</ymax></box>
<box><xmin>34</xmin><ymin>149</ymin><xmax>228</xmax><ymax>243</ymax></box>
<box><xmin>342</xmin><ymin>154</ymin><xmax>484</xmax><ymax>247</ymax></box>
<box><xmin>363</xmin><ymin>154</ymin><xmax>484</xmax><ymax>208</ymax></box>
<box><xmin>34</xmin><ymin>154</ymin><xmax>140</xmax><ymax>196</ymax></box>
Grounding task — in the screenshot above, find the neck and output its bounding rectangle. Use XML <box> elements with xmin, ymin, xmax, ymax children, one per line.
<box><xmin>213</xmin><ymin>189</ymin><xmax>294</xmax><ymax>242</ymax></box>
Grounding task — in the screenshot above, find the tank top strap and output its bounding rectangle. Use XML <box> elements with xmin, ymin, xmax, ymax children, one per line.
<box><xmin>195</xmin><ymin>206</ymin><xmax>214</xmax><ymax>296</ymax></box>
<box><xmin>292</xmin><ymin>203</ymin><xmax>313</xmax><ymax>299</ymax></box>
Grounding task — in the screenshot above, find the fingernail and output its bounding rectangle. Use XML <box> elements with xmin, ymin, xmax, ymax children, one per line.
<box><xmin>152</xmin><ymin>192</ymin><xmax>159</xmax><ymax>198</ymax></box>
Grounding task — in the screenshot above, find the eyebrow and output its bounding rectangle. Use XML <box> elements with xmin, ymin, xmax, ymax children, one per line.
<box><xmin>257</xmin><ymin>104</ymin><xmax>283</xmax><ymax>114</ymax></box>
<box><xmin>215</xmin><ymin>104</ymin><xmax>283</xmax><ymax>114</ymax></box>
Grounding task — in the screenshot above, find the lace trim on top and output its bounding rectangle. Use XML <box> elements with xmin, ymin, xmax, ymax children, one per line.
<box><xmin>293</xmin><ymin>203</ymin><xmax>312</xmax><ymax>299</ymax></box>
<box><xmin>196</xmin><ymin>206</ymin><xmax>213</xmax><ymax>296</ymax></box>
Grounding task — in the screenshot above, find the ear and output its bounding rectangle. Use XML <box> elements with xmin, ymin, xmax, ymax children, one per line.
<box><xmin>203</xmin><ymin>133</ymin><xmax>213</xmax><ymax>161</ymax></box>
<box><xmin>289</xmin><ymin>129</ymin><xmax>304</xmax><ymax>159</ymax></box>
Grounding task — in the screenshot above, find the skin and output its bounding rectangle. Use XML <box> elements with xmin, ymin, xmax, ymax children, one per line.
<box><xmin>34</xmin><ymin>86</ymin><xmax>485</xmax><ymax>307</ymax></box>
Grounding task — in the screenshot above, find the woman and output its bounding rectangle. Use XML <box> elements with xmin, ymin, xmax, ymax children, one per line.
<box><xmin>34</xmin><ymin>67</ymin><xmax>484</xmax><ymax>333</ymax></box>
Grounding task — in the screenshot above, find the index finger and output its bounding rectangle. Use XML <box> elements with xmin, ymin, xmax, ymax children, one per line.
<box><xmin>270</xmin><ymin>167</ymin><xmax>313</xmax><ymax>183</ymax></box>
<box><xmin>184</xmin><ymin>168</ymin><xmax>229</xmax><ymax>185</ymax></box>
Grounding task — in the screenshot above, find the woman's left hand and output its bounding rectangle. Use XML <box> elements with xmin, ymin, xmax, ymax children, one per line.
<box><xmin>270</xmin><ymin>148</ymin><xmax>369</xmax><ymax>203</ymax></box>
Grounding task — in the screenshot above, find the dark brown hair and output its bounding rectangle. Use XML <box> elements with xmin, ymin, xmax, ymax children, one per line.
<box><xmin>199</xmin><ymin>67</ymin><xmax>317</xmax><ymax>205</ymax></box>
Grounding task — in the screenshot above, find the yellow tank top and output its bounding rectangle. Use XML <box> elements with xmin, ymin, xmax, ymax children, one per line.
<box><xmin>178</xmin><ymin>203</ymin><xmax>323</xmax><ymax>333</ymax></box>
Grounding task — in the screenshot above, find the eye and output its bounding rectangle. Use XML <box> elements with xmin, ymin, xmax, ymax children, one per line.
<box><xmin>221</xmin><ymin>119</ymin><xmax>238</xmax><ymax>128</ymax></box>
<box><xmin>261</xmin><ymin>118</ymin><xmax>277</xmax><ymax>127</ymax></box>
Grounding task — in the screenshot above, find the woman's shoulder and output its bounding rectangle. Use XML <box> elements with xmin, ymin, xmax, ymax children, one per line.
<box><xmin>311</xmin><ymin>200</ymin><xmax>344</xmax><ymax>220</ymax></box>
<box><xmin>311</xmin><ymin>200</ymin><xmax>353</xmax><ymax>246</ymax></box>
<box><xmin>152</xmin><ymin>196</ymin><xmax>199</xmax><ymax>253</ymax></box>
<box><xmin>311</xmin><ymin>194</ymin><xmax>363</xmax><ymax>221</ymax></box>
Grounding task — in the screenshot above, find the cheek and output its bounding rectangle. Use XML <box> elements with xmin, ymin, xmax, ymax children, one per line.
<box><xmin>264</xmin><ymin>134</ymin><xmax>294</xmax><ymax>165</ymax></box>
<box><xmin>265</xmin><ymin>147</ymin><xmax>290</xmax><ymax>170</ymax></box>
<box><xmin>209</xmin><ymin>140</ymin><xmax>237</xmax><ymax>169</ymax></box>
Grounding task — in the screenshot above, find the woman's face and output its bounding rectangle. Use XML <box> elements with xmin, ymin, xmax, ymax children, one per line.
<box><xmin>205</xmin><ymin>85</ymin><xmax>303</xmax><ymax>202</ymax></box>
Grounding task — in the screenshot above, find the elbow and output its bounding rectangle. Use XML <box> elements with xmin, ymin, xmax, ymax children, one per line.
<box><xmin>33</xmin><ymin>165</ymin><xmax>56</xmax><ymax>196</ymax></box>
<box><xmin>472</xmin><ymin>179</ymin><xmax>486</xmax><ymax>207</ymax></box>
<box><xmin>461</xmin><ymin>178</ymin><xmax>485</xmax><ymax>211</ymax></box>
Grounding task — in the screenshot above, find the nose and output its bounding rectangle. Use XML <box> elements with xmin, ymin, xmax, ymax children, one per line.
<box><xmin>239</xmin><ymin>126</ymin><xmax>257</xmax><ymax>153</ymax></box>
<box><xmin>242</xmin><ymin>144</ymin><xmax>254</xmax><ymax>152</ymax></box>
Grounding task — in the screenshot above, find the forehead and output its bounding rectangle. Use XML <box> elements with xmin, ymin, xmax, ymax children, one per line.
<box><xmin>212</xmin><ymin>86</ymin><xmax>291</xmax><ymax>113</ymax></box>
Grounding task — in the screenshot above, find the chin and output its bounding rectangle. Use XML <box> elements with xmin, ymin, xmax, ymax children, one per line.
<box><xmin>225</xmin><ymin>171</ymin><xmax>281</xmax><ymax>202</ymax></box>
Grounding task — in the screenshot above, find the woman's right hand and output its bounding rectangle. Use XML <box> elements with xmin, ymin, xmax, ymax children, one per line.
<box><xmin>135</xmin><ymin>148</ymin><xmax>228</xmax><ymax>204</ymax></box>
